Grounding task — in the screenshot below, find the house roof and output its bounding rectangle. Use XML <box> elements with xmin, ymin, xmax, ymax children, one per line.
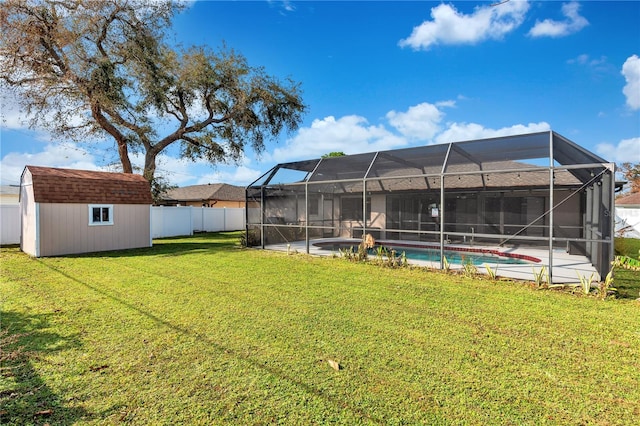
<box><xmin>1</xmin><ymin>185</ymin><xmax>20</xmax><ymax>196</ymax></box>
<box><xmin>162</xmin><ymin>183</ymin><xmax>245</xmax><ymax>203</ymax></box>
<box><xmin>23</xmin><ymin>166</ymin><xmax>153</xmax><ymax>204</ymax></box>
<box><xmin>255</xmin><ymin>160</ymin><xmax>584</xmax><ymax>197</ymax></box>
<box><xmin>616</xmin><ymin>192</ymin><xmax>640</xmax><ymax>206</ymax></box>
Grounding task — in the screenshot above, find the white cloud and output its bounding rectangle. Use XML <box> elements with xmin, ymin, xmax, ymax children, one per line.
<box><xmin>266</xmin><ymin>102</ymin><xmax>556</xmax><ymax>165</ymax></box>
<box><xmin>568</xmin><ymin>53</ymin><xmax>590</xmax><ymax>65</ymax></box>
<box><xmin>281</xmin><ymin>1</ymin><xmax>295</xmax><ymax>12</ymax></box>
<box><xmin>1</xmin><ymin>85</ymin><xmax>92</xmax><ymax>140</ymax></box>
<box><xmin>595</xmin><ymin>137</ymin><xmax>640</xmax><ymax>163</ymax></box>
<box><xmin>134</xmin><ymin>151</ymin><xmax>264</xmax><ymax>187</ymax></box>
<box><xmin>0</xmin><ymin>88</ymin><xmax>30</xmax><ymax>130</ymax></box>
<box><xmin>386</xmin><ymin>102</ymin><xmax>447</xmax><ymax>140</ymax></box>
<box><xmin>621</xmin><ymin>54</ymin><xmax>640</xmax><ymax>110</ymax></box>
<box><xmin>0</xmin><ymin>143</ymin><xmax>104</xmax><ymax>185</ymax></box>
<box><xmin>270</xmin><ymin>115</ymin><xmax>407</xmax><ymax>163</ymax></box>
<box><xmin>126</xmin><ymin>152</ymin><xmax>201</xmax><ymax>186</ymax></box>
<box><xmin>434</xmin><ymin>121</ymin><xmax>551</xmax><ymax>145</ymax></box>
<box><xmin>196</xmin><ymin>165</ymin><xmax>262</xmax><ymax>187</ymax></box>
<box><xmin>399</xmin><ymin>1</ymin><xmax>530</xmax><ymax>50</ymax></box>
<box><xmin>0</xmin><ymin>139</ymin><xmax>256</xmax><ymax>187</ymax></box>
<box><xmin>267</xmin><ymin>0</ymin><xmax>295</xmax><ymax>14</ymax></box>
<box><xmin>528</xmin><ymin>1</ymin><xmax>588</xmax><ymax>38</ymax></box>
<box><xmin>567</xmin><ymin>54</ymin><xmax>607</xmax><ymax>68</ymax></box>
<box><xmin>436</xmin><ymin>100</ymin><xmax>457</xmax><ymax>108</ymax></box>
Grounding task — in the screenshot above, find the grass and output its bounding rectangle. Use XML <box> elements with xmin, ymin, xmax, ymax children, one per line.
<box><xmin>615</xmin><ymin>237</ymin><xmax>640</xmax><ymax>299</ymax></box>
<box><xmin>1</xmin><ymin>232</ymin><xmax>639</xmax><ymax>425</ymax></box>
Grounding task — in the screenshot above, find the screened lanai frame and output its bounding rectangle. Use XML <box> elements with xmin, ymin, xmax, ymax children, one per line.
<box><xmin>246</xmin><ymin>131</ymin><xmax>616</xmax><ymax>282</ymax></box>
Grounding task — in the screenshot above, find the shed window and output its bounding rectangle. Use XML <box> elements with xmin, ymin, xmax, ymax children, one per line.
<box><xmin>89</xmin><ymin>205</ymin><xmax>114</xmax><ymax>226</ymax></box>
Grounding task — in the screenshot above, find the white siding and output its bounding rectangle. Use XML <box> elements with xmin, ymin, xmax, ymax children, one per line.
<box><xmin>38</xmin><ymin>203</ymin><xmax>151</xmax><ymax>256</ymax></box>
<box><xmin>20</xmin><ymin>170</ymin><xmax>38</xmax><ymax>256</ymax></box>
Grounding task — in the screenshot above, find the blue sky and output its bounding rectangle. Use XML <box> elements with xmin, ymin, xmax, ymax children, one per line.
<box><xmin>1</xmin><ymin>0</ymin><xmax>639</xmax><ymax>187</ymax></box>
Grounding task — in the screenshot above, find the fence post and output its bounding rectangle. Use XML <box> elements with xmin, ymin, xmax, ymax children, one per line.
<box><xmin>189</xmin><ymin>206</ymin><xmax>194</xmax><ymax>236</ymax></box>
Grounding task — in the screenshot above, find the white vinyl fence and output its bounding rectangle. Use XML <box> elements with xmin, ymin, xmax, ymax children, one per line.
<box><xmin>0</xmin><ymin>204</ymin><xmax>20</xmax><ymax>245</ymax></box>
<box><xmin>151</xmin><ymin>206</ymin><xmax>245</xmax><ymax>238</ymax></box>
<box><xmin>0</xmin><ymin>205</ymin><xmax>245</xmax><ymax>245</ymax></box>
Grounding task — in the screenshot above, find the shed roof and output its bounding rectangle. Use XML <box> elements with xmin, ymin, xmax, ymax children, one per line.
<box><xmin>23</xmin><ymin>166</ymin><xmax>153</xmax><ymax>204</ymax></box>
<box><xmin>616</xmin><ymin>192</ymin><xmax>640</xmax><ymax>206</ymax></box>
<box><xmin>162</xmin><ymin>183</ymin><xmax>245</xmax><ymax>202</ymax></box>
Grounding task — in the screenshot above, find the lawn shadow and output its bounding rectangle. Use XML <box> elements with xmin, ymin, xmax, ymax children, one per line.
<box><xmin>0</xmin><ymin>311</ymin><xmax>91</xmax><ymax>425</ymax></box>
<box><xmin>64</xmin><ymin>231</ymin><xmax>244</xmax><ymax>259</ymax></box>
<box><xmin>614</xmin><ymin>269</ymin><xmax>640</xmax><ymax>299</ymax></box>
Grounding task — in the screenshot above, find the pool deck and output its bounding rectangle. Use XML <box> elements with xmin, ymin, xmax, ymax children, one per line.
<box><xmin>264</xmin><ymin>238</ymin><xmax>600</xmax><ymax>284</ymax></box>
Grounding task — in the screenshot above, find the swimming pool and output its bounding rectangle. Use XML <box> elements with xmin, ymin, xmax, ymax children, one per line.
<box><xmin>313</xmin><ymin>241</ymin><xmax>540</xmax><ymax>266</ymax></box>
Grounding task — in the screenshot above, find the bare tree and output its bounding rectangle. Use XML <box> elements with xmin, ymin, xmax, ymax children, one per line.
<box><xmin>0</xmin><ymin>0</ymin><xmax>306</xmax><ymax>183</ymax></box>
<box><xmin>619</xmin><ymin>162</ymin><xmax>640</xmax><ymax>193</ymax></box>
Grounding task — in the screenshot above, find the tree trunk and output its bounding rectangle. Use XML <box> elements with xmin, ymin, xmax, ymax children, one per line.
<box><xmin>116</xmin><ymin>140</ymin><xmax>133</xmax><ymax>174</ymax></box>
<box><xmin>143</xmin><ymin>149</ymin><xmax>157</xmax><ymax>183</ymax></box>
<box><xmin>90</xmin><ymin>103</ymin><xmax>133</xmax><ymax>173</ymax></box>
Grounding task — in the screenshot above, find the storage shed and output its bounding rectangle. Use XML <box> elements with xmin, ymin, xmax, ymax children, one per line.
<box><xmin>20</xmin><ymin>166</ymin><xmax>153</xmax><ymax>257</ymax></box>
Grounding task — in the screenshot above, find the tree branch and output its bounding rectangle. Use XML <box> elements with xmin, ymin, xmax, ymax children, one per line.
<box><xmin>90</xmin><ymin>101</ymin><xmax>133</xmax><ymax>173</ymax></box>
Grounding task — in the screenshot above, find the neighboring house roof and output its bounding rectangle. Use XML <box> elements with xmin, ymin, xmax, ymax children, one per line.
<box><xmin>1</xmin><ymin>185</ymin><xmax>20</xmax><ymax>196</ymax></box>
<box><xmin>366</xmin><ymin>160</ymin><xmax>582</xmax><ymax>192</ymax></box>
<box><xmin>299</xmin><ymin>161</ymin><xmax>582</xmax><ymax>195</ymax></box>
<box><xmin>22</xmin><ymin>166</ymin><xmax>153</xmax><ymax>204</ymax></box>
<box><xmin>162</xmin><ymin>183</ymin><xmax>245</xmax><ymax>203</ymax></box>
<box><xmin>616</xmin><ymin>192</ymin><xmax>640</xmax><ymax>207</ymax></box>
<box><xmin>0</xmin><ymin>185</ymin><xmax>20</xmax><ymax>205</ymax></box>
<box><xmin>0</xmin><ymin>185</ymin><xmax>20</xmax><ymax>199</ymax></box>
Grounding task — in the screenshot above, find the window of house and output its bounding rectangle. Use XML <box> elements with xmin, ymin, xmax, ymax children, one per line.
<box><xmin>89</xmin><ymin>204</ymin><xmax>114</xmax><ymax>226</ymax></box>
<box><xmin>341</xmin><ymin>196</ymin><xmax>371</xmax><ymax>221</ymax></box>
<box><xmin>308</xmin><ymin>195</ymin><xmax>319</xmax><ymax>216</ymax></box>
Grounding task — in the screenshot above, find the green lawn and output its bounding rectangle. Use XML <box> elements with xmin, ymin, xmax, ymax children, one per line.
<box><xmin>615</xmin><ymin>237</ymin><xmax>640</xmax><ymax>299</ymax></box>
<box><xmin>1</xmin><ymin>232</ymin><xmax>639</xmax><ymax>425</ymax></box>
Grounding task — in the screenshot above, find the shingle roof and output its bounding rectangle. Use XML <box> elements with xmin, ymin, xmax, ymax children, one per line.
<box><xmin>23</xmin><ymin>166</ymin><xmax>152</xmax><ymax>204</ymax></box>
<box><xmin>617</xmin><ymin>192</ymin><xmax>640</xmax><ymax>206</ymax></box>
<box><xmin>304</xmin><ymin>162</ymin><xmax>582</xmax><ymax>194</ymax></box>
<box><xmin>162</xmin><ymin>183</ymin><xmax>245</xmax><ymax>202</ymax></box>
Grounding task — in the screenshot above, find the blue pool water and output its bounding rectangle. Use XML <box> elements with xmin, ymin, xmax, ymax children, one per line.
<box><xmin>314</xmin><ymin>242</ymin><xmax>536</xmax><ymax>265</ymax></box>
